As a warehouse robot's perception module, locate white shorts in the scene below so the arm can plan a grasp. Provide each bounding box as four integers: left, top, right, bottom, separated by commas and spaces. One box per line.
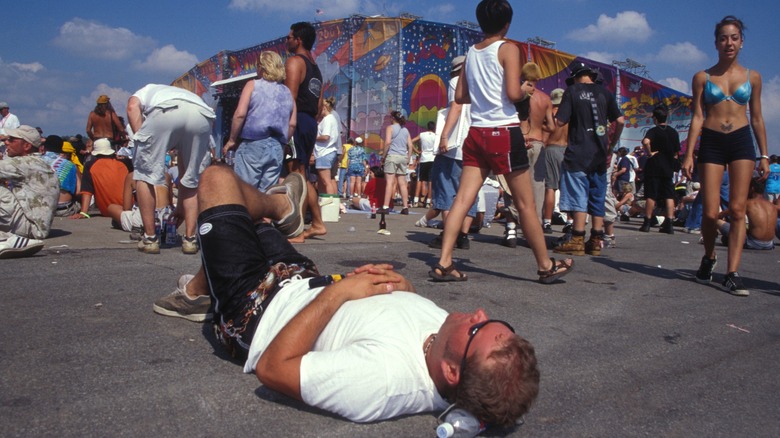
119, 206, 144, 231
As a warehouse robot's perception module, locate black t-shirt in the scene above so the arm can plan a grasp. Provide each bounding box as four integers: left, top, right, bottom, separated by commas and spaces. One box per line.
556, 83, 622, 173
617, 156, 632, 183
643, 125, 680, 178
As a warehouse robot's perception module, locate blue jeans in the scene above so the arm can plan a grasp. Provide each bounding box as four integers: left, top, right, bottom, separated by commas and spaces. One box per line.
431, 155, 477, 217
337, 167, 347, 196
233, 137, 284, 192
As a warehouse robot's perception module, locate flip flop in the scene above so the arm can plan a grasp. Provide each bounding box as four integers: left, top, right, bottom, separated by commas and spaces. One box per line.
429, 263, 468, 282
537, 257, 573, 284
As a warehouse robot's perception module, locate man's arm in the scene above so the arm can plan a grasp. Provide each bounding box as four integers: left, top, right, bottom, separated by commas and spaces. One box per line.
127, 96, 144, 134
284, 56, 304, 100
255, 267, 409, 400
86, 114, 95, 141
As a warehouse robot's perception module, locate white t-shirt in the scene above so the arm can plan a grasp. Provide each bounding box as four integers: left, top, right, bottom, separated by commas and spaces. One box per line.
0, 113, 20, 136
434, 77, 471, 161
244, 279, 449, 422
419, 131, 436, 163
132, 84, 215, 118
314, 113, 339, 158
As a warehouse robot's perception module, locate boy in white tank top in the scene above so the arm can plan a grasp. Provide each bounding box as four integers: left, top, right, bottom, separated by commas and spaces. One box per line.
429, 0, 573, 284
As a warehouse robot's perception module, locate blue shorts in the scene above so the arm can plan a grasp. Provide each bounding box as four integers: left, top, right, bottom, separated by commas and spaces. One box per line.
430, 154, 477, 217
698, 126, 756, 165
315, 151, 337, 170
558, 169, 607, 217
233, 137, 284, 192
291, 113, 317, 163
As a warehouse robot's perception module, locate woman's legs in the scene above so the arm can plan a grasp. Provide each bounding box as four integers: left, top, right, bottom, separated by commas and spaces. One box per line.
382, 174, 397, 209
725, 160, 754, 273
437, 166, 487, 272
397, 174, 410, 208
699, 163, 727, 260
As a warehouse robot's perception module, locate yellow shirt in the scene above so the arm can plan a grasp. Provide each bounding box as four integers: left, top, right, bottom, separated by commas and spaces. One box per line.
340, 143, 353, 168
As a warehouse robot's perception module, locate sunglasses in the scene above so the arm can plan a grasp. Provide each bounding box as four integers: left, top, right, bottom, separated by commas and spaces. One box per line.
459, 319, 515, 382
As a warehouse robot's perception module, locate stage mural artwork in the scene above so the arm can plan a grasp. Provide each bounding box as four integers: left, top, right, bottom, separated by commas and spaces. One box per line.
171, 16, 691, 161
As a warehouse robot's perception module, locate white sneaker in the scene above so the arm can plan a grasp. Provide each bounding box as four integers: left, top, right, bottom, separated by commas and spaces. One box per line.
415, 216, 428, 227
0, 235, 45, 259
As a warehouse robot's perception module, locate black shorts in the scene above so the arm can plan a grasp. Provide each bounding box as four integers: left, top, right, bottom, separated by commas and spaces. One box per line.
198, 204, 318, 356
643, 175, 675, 201
291, 112, 318, 164
418, 161, 433, 182
697, 125, 756, 165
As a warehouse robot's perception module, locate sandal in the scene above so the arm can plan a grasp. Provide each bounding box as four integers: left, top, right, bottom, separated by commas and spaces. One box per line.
429, 263, 468, 282
537, 257, 573, 284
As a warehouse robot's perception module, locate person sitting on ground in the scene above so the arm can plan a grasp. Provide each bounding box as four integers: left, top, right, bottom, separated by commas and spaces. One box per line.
70, 138, 132, 221
151, 164, 539, 427
349, 166, 388, 211
40, 135, 81, 217
614, 182, 635, 222
106, 171, 174, 238
0, 126, 59, 258
717, 176, 777, 250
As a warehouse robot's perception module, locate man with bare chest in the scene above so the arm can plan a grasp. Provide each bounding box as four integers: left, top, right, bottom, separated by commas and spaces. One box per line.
518, 63, 554, 221
542, 88, 567, 233
86, 95, 125, 146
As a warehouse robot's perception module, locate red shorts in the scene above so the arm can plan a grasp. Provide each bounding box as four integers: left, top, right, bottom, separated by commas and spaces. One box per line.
462, 125, 529, 175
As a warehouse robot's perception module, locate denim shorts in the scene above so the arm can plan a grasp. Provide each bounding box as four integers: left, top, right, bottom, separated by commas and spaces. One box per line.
430, 155, 477, 217
315, 151, 337, 170
233, 137, 284, 192
558, 169, 607, 217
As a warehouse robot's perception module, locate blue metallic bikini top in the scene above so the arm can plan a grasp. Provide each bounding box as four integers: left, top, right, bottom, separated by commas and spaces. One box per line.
703, 69, 751, 106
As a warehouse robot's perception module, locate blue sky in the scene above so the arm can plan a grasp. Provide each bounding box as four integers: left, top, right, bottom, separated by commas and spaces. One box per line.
3, 0, 778, 154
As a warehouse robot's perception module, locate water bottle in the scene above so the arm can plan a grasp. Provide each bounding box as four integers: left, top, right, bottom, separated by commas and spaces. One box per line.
370, 201, 377, 219
154, 211, 162, 239
160, 208, 169, 244
165, 208, 178, 246
436, 408, 485, 438
225, 150, 235, 166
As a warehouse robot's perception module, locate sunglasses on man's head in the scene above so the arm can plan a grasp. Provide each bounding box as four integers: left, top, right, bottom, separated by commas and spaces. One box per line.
459, 319, 515, 380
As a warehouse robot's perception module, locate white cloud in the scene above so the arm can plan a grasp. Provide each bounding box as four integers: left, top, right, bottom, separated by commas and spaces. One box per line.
135, 45, 199, 74
658, 77, 690, 94
652, 42, 708, 67
425, 4, 455, 16
53, 18, 155, 60
10, 62, 44, 73
568, 11, 653, 44
230, 0, 368, 18
581, 51, 621, 65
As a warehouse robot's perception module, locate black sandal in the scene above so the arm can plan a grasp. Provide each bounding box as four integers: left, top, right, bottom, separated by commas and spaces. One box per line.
429, 263, 468, 282
537, 257, 573, 284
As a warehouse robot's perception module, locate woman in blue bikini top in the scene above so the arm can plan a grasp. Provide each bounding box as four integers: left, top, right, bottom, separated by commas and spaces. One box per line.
681, 15, 770, 296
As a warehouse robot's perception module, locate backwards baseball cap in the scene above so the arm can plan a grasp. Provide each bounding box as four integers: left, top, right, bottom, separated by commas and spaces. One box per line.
550, 88, 565, 105
92, 138, 115, 156
0, 102, 8, 109
566, 62, 597, 86
43, 135, 64, 154
451, 55, 466, 73
6, 125, 42, 147
96, 95, 110, 104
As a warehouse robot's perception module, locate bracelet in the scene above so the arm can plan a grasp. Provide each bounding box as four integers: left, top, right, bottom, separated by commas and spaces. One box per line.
79, 212, 90, 218
759, 155, 769, 160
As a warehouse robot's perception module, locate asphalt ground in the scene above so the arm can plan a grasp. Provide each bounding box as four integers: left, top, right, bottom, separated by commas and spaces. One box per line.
1, 208, 779, 437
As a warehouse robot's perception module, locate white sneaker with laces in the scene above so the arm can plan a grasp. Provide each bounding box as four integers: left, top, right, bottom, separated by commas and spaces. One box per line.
0, 234, 45, 259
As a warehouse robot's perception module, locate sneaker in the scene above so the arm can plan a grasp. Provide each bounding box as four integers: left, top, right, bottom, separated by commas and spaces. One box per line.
456, 232, 470, 250
415, 216, 428, 228
722, 272, 749, 296
268, 172, 307, 237
400, 207, 409, 215
694, 256, 717, 284
561, 223, 573, 234
502, 229, 517, 248
152, 274, 213, 322
685, 227, 701, 234
638, 219, 651, 233
182, 235, 199, 254
542, 223, 553, 234
137, 234, 160, 254
603, 234, 617, 248
129, 227, 144, 241
619, 214, 631, 223
0, 234, 44, 259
